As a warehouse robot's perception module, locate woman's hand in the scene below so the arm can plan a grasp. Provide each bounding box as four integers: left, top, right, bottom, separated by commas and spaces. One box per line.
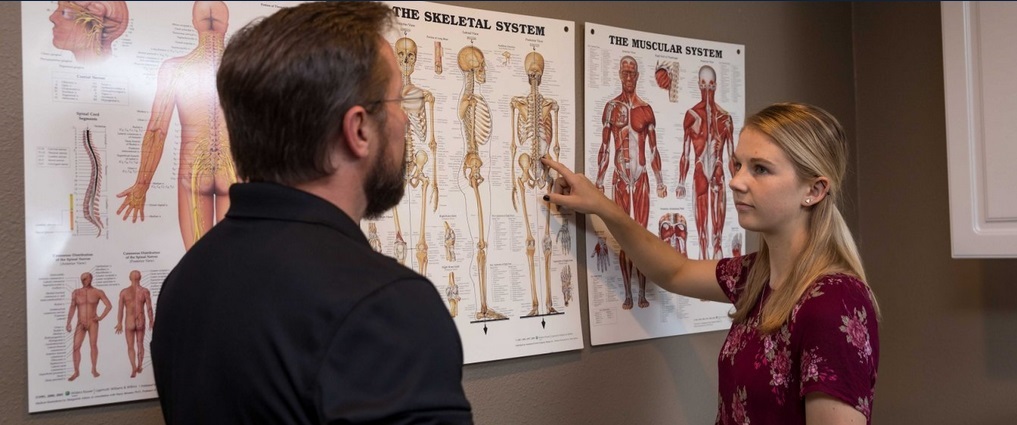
541, 157, 614, 216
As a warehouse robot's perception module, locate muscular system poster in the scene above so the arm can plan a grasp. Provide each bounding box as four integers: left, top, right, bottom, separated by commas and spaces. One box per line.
584, 23, 746, 346
373, 2, 582, 364
22, 1, 308, 412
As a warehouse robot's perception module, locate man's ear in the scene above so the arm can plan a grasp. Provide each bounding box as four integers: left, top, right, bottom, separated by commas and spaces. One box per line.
341, 105, 372, 159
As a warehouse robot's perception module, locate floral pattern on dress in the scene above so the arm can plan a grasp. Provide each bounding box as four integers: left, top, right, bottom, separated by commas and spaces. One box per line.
839, 305, 872, 361
715, 256, 879, 424
731, 387, 750, 425
720, 322, 751, 365
856, 396, 872, 418
800, 347, 837, 385
718, 256, 748, 297
755, 325, 793, 405
791, 276, 830, 321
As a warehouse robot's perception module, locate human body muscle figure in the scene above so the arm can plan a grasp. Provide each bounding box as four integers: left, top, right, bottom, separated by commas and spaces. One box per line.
115, 270, 154, 377
659, 212, 688, 255
510, 51, 560, 317
596, 56, 666, 310
457, 45, 503, 321
393, 37, 438, 274
678, 65, 735, 259
116, 1, 235, 251
66, 272, 112, 381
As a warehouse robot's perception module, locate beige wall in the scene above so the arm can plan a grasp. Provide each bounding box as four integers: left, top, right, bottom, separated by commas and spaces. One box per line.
2, 2, 1014, 424
853, 3, 1017, 424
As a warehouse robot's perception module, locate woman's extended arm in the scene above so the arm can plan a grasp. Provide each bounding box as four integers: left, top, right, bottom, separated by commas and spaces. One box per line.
542, 157, 727, 302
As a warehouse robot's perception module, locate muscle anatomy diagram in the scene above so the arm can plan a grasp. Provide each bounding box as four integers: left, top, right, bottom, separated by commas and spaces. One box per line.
510, 51, 561, 317
658, 212, 688, 255
678, 65, 735, 260
116, 1, 236, 251
597, 56, 666, 310
583, 23, 745, 346
394, 37, 438, 275
654, 60, 681, 103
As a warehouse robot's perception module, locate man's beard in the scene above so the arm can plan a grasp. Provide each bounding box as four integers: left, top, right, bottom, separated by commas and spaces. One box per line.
362, 136, 406, 220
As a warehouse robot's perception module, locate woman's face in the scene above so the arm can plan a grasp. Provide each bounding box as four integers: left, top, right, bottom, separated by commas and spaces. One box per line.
728, 128, 812, 236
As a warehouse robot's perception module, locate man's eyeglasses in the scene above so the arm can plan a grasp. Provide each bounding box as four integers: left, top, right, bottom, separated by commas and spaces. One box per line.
366, 94, 427, 106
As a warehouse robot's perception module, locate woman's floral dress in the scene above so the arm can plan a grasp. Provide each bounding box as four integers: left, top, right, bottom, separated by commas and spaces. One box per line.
715, 254, 879, 424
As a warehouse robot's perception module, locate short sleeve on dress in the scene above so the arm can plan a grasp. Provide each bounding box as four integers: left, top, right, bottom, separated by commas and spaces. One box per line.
716, 253, 756, 303
795, 275, 880, 419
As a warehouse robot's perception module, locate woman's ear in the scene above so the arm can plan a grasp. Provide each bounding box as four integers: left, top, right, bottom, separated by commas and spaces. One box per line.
804, 177, 830, 206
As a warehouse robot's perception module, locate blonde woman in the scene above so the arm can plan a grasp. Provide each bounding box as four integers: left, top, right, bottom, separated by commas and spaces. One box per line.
543, 102, 879, 424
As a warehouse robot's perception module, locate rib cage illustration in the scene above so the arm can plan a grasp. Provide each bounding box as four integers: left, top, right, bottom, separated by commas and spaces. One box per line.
82, 128, 103, 237
463, 91, 492, 147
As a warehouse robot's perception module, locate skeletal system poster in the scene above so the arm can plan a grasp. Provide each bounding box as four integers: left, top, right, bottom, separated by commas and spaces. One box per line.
22, 1, 309, 412
372, 2, 582, 364
584, 23, 745, 346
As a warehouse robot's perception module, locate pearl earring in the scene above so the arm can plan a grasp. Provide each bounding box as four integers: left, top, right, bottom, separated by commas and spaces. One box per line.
805, 198, 812, 204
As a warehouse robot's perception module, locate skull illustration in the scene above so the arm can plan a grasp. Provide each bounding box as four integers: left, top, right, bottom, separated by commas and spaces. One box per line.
395, 37, 417, 77
524, 51, 544, 86
458, 46, 486, 83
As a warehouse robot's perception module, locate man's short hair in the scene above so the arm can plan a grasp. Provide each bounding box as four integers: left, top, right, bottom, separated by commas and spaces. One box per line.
217, 1, 395, 185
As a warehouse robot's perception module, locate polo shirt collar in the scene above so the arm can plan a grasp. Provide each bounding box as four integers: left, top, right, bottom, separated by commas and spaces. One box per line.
225, 182, 369, 246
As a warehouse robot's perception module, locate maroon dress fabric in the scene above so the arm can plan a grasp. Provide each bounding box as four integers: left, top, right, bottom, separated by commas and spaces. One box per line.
714, 254, 879, 424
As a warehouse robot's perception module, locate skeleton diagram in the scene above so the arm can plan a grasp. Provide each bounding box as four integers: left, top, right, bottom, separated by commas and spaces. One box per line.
457, 45, 503, 321
596, 56, 666, 310
116, 1, 235, 251
560, 265, 573, 308
658, 212, 688, 255
731, 233, 743, 257
677, 65, 735, 260
434, 41, 443, 75
393, 37, 438, 275
446, 272, 461, 318
510, 51, 561, 317
444, 221, 456, 261
556, 215, 571, 255
367, 222, 382, 253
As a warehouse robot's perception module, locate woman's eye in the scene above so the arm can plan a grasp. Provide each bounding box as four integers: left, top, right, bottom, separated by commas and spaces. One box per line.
753, 165, 768, 174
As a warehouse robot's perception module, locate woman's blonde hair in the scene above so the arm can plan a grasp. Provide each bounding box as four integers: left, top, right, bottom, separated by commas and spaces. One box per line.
732, 102, 879, 333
